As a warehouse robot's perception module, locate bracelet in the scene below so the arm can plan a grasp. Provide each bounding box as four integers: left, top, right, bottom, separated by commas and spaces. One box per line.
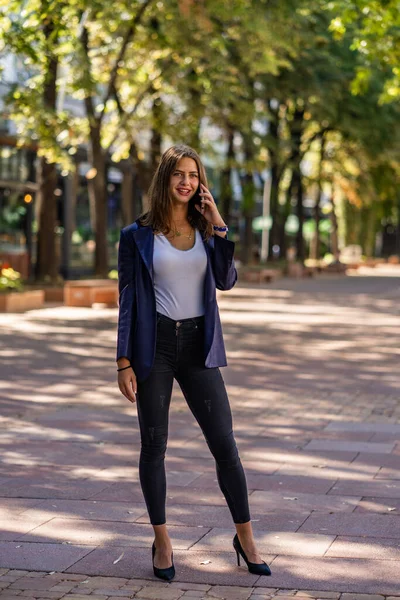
213, 225, 229, 232
117, 365, 132, 372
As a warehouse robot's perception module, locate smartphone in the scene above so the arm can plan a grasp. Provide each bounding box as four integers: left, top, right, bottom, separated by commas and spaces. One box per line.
191, 183, 202, 210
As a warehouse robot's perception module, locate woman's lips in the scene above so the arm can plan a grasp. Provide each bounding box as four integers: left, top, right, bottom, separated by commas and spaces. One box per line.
177, 188, 191, 196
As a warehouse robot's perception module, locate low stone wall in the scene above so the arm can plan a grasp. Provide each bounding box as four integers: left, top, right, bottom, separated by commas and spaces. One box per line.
0, 289, 44, 312
64, 279, 118, 307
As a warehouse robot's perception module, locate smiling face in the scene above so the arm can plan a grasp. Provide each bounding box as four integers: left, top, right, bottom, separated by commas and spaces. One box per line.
169, 157, 199, 205
144, 144, 213, 238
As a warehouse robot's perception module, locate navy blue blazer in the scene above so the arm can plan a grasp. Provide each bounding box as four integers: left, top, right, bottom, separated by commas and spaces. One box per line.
116, 219, 237, 381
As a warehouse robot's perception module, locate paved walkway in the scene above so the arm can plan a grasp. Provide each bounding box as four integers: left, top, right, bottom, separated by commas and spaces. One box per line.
0, 267, 400, 598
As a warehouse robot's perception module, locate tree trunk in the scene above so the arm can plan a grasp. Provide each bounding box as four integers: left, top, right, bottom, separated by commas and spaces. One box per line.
35, 21, 59, 282
121, 164, 134, 227
343, 198, 360, 246
87, 122, 108, 277
150, 95, 162, 175
290, 108, 305, 262
60, 165, 78, 280
278, 171, 293, 259
268, 164, 281, 257
128, 142, 151, 215
397, 193, 400, 256
70, 165, 78, 238
239, 134, 256, 264
35, 157, 59, 281
278, 217, 287, 260
310, 134, 326, 260
294, 169, 305, 261
364, 203, 377, 258
330, 185, 340, 261
220, 126, 235, 227
186, 68, 202, 149
241, 174, 255, 265
79, 1, 154, 276
267, 104, 281, 258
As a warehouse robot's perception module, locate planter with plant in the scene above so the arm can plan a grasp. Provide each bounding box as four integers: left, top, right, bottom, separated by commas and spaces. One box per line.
0, 263, 44, 312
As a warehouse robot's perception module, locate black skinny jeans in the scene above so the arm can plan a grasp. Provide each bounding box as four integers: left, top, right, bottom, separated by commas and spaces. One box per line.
136, 312, 251, 526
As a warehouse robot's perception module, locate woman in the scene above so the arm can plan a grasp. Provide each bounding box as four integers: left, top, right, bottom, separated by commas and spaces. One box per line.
116, 144, 271, 581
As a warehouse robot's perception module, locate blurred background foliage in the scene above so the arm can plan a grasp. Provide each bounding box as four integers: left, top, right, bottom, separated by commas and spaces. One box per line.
0, 0, 399, 279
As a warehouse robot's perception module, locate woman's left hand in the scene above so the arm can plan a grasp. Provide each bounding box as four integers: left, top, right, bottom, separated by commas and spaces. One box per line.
196, 183, 226, 228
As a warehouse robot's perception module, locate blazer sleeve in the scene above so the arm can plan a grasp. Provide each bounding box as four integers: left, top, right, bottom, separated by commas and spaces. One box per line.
210, 234, 238, 291
116, 228, 136, 362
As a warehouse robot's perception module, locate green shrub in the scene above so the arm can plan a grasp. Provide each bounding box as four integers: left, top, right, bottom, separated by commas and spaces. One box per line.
0, 265, 23, 292
108, 269, 118, 280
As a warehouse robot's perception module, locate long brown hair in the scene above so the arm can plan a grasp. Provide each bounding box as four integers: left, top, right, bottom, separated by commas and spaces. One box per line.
140, 144, 213, 239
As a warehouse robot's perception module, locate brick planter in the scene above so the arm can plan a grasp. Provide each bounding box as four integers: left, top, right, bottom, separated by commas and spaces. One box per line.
28, 285, 65, 303
0, 289, 45, 313
64, 280, 118, 307
43, 286, 65, 303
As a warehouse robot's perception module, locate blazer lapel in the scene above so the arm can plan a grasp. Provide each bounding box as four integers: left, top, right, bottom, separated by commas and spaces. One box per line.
132, 225, 154, 280
202, 236, 215, 305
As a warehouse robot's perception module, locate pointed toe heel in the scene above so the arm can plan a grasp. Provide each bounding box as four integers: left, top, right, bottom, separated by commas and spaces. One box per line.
152, 542, 175, 581
233, 534, 271, 576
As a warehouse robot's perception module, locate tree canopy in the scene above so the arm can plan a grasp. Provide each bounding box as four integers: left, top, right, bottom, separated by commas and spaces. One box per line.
0, 0, 399, 275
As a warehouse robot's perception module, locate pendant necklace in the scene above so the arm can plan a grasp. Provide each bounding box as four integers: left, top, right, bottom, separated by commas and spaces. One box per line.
173, 225, 193, 240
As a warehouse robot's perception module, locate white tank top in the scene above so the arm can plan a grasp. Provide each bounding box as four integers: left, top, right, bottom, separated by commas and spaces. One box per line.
153, 229, 207, 320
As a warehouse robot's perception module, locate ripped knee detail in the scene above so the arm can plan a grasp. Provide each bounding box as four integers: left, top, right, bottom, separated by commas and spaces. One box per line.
140, 424, 168, 459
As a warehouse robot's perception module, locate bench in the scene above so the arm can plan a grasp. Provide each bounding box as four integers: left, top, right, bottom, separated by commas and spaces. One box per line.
286, 263, 316, 278
259, 268, 283, 283
241, 268, 283, 284
64, 280, 118, 307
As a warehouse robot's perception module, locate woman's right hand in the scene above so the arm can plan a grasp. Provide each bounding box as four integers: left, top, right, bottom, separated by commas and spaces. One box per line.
118, 367, 137, 403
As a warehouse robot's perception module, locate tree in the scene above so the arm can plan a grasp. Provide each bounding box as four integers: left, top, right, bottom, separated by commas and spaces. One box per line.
329, 0, 400, 103
3, 0, 399, 274
256, 2, 400, 261
74, 0, 153, 276
0, 0, 74, 281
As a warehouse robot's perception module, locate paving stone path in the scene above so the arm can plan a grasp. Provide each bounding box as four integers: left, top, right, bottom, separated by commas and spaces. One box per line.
0, 267, 399, 598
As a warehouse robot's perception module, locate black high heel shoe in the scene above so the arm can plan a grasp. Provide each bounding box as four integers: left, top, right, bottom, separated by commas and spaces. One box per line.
233, 533, 272, 576
152, 542, 175, 581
